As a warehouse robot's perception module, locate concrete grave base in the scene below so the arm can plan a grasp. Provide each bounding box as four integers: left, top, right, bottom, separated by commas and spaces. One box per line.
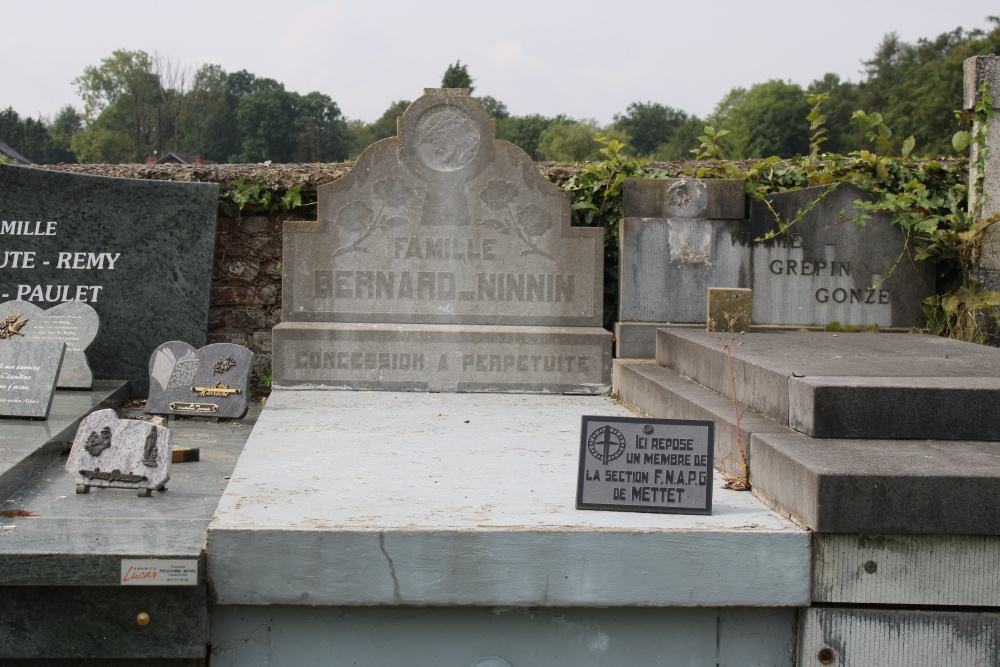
272, 321, 612, 393
210, 605, 797, 667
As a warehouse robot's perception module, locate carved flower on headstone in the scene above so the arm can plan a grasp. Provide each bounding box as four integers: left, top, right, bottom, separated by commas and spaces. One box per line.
479, 179, 518, 211
516, 204, 554, 237
372, 177, 417, 208
338, 201, 373, 232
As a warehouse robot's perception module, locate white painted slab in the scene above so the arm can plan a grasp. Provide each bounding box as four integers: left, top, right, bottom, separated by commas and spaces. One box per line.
813, 534, 1000, 606
208, 390, 809, 607
800, 607, 1000, 667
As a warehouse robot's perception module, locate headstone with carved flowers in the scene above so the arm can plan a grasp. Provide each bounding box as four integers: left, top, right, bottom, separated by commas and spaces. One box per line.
273, 88, 612, 393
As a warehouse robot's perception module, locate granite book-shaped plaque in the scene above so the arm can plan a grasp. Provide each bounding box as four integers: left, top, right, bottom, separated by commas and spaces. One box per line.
0, 339, 64, 419
144, 342, 255, 419
0, 300, 98, 388
67, 408, 171, 496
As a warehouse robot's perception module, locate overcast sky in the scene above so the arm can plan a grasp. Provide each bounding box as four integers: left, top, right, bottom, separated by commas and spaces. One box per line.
3, 1, 997, 125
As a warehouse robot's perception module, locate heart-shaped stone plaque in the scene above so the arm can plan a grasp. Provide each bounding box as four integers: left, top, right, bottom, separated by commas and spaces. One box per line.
0, 300, 98, 389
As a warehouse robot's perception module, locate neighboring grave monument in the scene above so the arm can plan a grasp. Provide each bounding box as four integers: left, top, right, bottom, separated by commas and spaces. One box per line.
273, 89, 611, 392
0, 165, 218, 396
0, 300, 98, 388
616, 178, 934, 357
144, 341, 255, 419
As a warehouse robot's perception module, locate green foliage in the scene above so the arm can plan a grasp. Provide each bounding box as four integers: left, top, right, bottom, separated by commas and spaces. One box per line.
707, 79, 812, 158
496, 114, 558, 160
475, 95, 509, 120
441, 60, 474, 92
610, 101, 691, 157
219, 177, 303, 217
536, 120, 627, 162
0, 106, 78, 164
564, 134, 650, 326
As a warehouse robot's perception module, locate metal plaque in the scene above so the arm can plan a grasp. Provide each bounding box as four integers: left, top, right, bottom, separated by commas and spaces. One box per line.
576, 416, 714, 515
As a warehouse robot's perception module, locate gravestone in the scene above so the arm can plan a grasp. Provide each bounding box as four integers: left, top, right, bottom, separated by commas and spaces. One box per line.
273, 89, 611, 392
616, 179, 934, 357
0, 300, 98, 388
0, 339, 64, 418
0, 165, 218, 396
144, 341, 255, 419
66, 408, 171, 496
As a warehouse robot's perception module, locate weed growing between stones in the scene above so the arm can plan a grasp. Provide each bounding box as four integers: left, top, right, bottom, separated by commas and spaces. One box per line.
707, 314, 749, 491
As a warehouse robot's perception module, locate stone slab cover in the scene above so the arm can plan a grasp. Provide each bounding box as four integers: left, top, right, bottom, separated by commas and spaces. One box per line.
66, 407, 171, 494
0, 165, 218, 396
0, 339, 64, 419
282, 89, 603, 327
0, 300, 98, 389
144, 341, 254, 419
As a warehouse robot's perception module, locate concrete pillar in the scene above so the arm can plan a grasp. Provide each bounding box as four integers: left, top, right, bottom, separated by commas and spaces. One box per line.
966, 55, 1000, 287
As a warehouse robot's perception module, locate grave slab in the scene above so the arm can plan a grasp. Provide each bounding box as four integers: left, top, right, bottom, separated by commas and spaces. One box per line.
655, 326, 1000, 439
207, 390, 809, 607
0, 164, 218, 396
0, 380, 128, 500
0, 403, 261, 662
0, 300, 99, 388
273, 322, 611, 393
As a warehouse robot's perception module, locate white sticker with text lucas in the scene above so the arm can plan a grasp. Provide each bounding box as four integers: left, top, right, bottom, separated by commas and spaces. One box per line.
120, 559, 198, 586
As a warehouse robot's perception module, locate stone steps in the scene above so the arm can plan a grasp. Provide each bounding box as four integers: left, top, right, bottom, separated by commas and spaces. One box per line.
654, 326, 1000, 440
615, 355, 1000, 534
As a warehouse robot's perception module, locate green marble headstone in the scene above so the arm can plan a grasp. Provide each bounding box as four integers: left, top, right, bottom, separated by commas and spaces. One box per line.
0, 165, 218, 396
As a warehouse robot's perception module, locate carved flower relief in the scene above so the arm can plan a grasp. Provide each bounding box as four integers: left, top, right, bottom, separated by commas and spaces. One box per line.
333, 177, 416, 256
372, 176, 418, 208
517, 204, 554, 237
338, 201, 373, 231
479, 179, 518, 211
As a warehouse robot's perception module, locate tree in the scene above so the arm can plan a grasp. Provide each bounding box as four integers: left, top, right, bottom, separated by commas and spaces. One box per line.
46, 106, 82, 163
651, 116, 706, 161
71, 50, 167, 162
496, 114, 556, 159
534, 119, 628, 162
857, 19, 1000, 155
441, 60, 474, 92
292, 91, 349, 162
807, 73, 863, 154
233, 78, 296, 162
611, 101, 689, 157
709, 80, 811, 158
476, 95, 509, 119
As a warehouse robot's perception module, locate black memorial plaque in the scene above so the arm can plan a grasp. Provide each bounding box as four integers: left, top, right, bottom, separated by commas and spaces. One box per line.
576, 416, 714, 514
